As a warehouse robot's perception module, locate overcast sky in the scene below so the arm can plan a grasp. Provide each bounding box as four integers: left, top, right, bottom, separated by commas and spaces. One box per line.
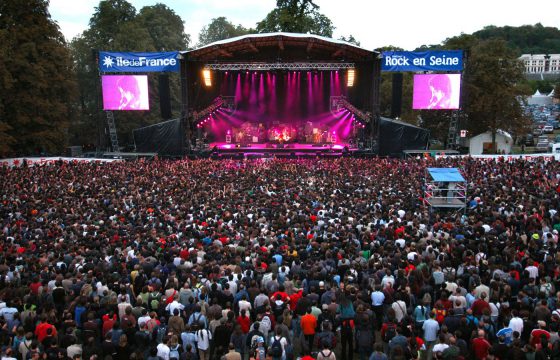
49, 0, 559, 50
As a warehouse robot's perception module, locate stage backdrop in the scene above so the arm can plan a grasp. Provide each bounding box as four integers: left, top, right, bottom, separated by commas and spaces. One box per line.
379, 117, 430, 156
133, 118, 182, 156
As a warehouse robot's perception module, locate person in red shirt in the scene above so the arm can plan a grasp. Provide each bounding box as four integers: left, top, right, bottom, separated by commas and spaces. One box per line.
471, 292, 491, 317
102, 312, 117, 338
530, 321, 551, 347
237, 309, 251, 334
29, 277, 42, 296
35, 315, 57, 343
471, 329, 491, 360
301, 309, 318, 354
270, 285, 290, 303
289, 289, 303, 311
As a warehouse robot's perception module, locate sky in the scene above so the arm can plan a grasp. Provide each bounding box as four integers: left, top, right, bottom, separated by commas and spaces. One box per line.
49, 0, 559, 50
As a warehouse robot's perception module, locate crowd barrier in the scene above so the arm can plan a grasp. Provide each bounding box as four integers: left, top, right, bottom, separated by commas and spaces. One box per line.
0, 157, 122, 167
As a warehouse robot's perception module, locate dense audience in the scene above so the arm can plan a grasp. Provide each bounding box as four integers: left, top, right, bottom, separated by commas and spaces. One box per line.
1, 156, 560, 360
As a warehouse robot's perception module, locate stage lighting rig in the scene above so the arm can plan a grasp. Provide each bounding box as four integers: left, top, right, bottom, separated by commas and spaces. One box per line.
202, 69, 212, 87
203, 62, 356, 71
330, 96, 371, 123
193, 97, 223, 123
347, 68, 355, 87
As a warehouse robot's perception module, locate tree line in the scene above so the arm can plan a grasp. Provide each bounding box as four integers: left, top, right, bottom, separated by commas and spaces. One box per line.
0, 0, 558, 156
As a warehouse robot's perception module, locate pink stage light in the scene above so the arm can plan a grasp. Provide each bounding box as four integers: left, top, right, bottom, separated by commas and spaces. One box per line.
221, 144, 233, 149
332, 144, 344, 150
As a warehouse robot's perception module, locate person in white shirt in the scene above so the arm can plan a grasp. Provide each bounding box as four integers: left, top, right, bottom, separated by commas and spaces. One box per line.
444, 281, 458, 294
474, 283, 490, 299
381, 270, 395, 289
157, 341, 170, 360
525, 263, 539, 279
238, 295, 252, 313
117, 296, 131, 320
432, 334, 449, 354
391, 299, 408, 323
138, 309, 151, 328
395, 238, 406, 248
508, 310, 524, 334
0, 304, 18, 322
196, 326, 212, 360
166, 297, 185, 316
270, 327, 289, 359
448, 289, 467, 309
227, 276, 238, 296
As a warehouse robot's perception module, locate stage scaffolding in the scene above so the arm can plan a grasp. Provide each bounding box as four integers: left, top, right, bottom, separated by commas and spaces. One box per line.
203, 62, 356, 71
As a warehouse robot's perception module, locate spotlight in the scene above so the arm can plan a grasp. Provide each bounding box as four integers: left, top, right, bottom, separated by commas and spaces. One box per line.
347, 68, 355, 87
202, 69, 212, 87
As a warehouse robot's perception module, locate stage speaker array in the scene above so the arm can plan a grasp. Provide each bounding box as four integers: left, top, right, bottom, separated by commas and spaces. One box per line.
391, 72, 403, 119
159, 74, 172, 120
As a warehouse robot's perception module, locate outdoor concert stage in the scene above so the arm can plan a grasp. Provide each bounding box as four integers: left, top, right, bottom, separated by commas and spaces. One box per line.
208, 142, 356, 157
134, 34, 390, 157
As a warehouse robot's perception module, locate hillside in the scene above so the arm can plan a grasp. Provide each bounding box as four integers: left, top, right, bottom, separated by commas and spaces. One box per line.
472, 23, 560, 54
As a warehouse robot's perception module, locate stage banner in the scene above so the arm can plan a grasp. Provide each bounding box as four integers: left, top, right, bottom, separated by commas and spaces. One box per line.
99, 51, 179, 73
381, 50, 463, 72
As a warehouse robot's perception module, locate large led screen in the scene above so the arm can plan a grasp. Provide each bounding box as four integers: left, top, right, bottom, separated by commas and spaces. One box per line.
412, 74, 461, 110
102, 75, 149, 111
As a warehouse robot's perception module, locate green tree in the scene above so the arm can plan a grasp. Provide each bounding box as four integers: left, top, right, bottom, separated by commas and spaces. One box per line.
339, 35, 360, 47
463, 39, 530, 152
69, 0, 190, 149
86, 0, 136, 46
0, 0, 77, 156
136, 4, 190, 51
375, 46, 407, 120
256, 0, 334, 37
0, 28, 15, 156
197, 17, 251, 47
473, 23, 560, 55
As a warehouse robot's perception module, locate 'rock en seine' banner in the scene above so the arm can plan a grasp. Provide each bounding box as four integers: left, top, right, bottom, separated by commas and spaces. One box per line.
381, 50, 463, 72
99, 51, 180, 73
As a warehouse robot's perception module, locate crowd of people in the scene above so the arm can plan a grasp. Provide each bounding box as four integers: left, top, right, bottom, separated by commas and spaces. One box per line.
1, 156, 560, 360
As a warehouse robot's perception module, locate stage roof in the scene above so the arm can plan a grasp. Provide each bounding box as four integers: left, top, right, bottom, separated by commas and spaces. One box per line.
427, 168, 466, 182
183, 32, 378, 62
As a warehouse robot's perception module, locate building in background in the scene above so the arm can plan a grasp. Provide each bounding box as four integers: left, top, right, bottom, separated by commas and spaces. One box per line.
468, 130, 513, 155
519, 54, 560, 80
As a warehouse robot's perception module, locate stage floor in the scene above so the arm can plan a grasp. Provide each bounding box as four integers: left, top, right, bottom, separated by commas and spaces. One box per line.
207, 142, 357, 157
211, 142, 355, 151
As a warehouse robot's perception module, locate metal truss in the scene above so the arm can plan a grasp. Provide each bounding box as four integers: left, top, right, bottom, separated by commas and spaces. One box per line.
330, 96, 371, 123
204, 62, 356, 71
193, 97, 223, 122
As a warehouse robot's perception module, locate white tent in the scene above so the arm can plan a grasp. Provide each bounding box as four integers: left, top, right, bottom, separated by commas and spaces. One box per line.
468, 130, 513, 155
528, 89, 553, 106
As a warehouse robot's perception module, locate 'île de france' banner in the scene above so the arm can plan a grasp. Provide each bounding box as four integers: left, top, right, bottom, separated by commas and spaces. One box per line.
381, 50, 463, 72
99, 51, 180, 72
